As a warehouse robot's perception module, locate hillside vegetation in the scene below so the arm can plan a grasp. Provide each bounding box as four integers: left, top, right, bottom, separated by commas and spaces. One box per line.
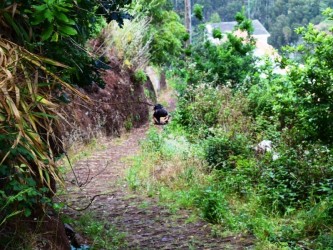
174, 0, 333, 49
127, 5, 333, 250
1, 0, 333, 249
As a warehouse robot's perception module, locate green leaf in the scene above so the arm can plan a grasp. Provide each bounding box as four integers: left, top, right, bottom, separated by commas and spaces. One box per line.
58, 25, 77, 36
31, 12, 46, 25
41, 25, 54, 41
44, 9, 54, 22
56, 12, 69, 23
32, 4, 48, 12
0, 210, 23, 226
54, 4, 71, 13
30, 112, 57, 119
3, 12, 21, 36
55, 12, 76, 25
37, 56, 70, 68
24, 208, 32, 217
3, 13, 29, 41
26, 178, 36, 187
0, 191, 6, 199
51, 32, 59, 42
66, 19, 76, 25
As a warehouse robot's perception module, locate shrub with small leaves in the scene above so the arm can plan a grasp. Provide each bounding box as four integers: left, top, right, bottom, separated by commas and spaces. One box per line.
195, 186, 235, 226
133, 69, 147, 84
193, 4, 204, 21
0, 164, 52, 224
258, 144, 333, 213
204, 135, 250, 171
212, 28, 222, 39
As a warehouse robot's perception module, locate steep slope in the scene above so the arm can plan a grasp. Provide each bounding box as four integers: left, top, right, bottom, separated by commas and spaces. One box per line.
56, 56, 153, 150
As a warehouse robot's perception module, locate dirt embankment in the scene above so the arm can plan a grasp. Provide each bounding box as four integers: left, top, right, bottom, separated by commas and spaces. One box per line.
56, 56, 155, 150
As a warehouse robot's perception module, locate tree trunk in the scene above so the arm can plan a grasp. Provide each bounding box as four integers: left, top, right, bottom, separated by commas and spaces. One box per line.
184, 0, 192, 46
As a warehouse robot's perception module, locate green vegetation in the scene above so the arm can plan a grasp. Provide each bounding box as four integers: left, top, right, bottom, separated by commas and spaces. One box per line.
127, 9, 333, 250
0, 0, 134, 247
0, 0, 130, 88
63, 213, 127, 250
133, 69, 148, 85
132, 0, 187, 66
0, 37, 88, 228
173, 0, 333, 49
101, 17, 151, 70
2, 0, 333, 249
193, 4, 204, 21
174, 9, 256, 90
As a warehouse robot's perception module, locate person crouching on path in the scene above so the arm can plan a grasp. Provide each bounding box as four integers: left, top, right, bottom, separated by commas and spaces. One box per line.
153, 104, 170, 125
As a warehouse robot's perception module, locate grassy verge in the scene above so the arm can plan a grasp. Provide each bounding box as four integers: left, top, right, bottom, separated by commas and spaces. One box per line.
126, 125, 333, 250
63, 212, 127, 250
126, 126, 208, 211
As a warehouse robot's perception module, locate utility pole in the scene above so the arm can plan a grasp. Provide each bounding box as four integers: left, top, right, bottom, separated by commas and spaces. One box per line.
185, 0, 191, 46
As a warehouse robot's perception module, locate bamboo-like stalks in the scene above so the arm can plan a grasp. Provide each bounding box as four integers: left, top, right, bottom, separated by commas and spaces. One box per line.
0, 38, 90, 190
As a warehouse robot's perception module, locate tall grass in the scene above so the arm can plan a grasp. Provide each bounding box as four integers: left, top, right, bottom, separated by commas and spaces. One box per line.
126, 127, 208, 209
96, 17, 151, 71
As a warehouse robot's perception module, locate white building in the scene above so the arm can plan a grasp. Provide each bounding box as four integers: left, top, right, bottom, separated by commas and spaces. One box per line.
206, 20, 277, 58
206, 19, 285, 74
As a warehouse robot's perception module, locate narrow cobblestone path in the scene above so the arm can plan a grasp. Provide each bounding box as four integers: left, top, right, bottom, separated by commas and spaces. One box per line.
61, 96, 254, 250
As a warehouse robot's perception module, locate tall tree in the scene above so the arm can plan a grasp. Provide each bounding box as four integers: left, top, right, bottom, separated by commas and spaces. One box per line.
185, 0, 192, 45
132, 0, 187, 65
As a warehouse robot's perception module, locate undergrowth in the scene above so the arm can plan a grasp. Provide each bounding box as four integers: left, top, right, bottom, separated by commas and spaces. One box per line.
127, 83, 333, 250
126, 126, 208, 211
63, 212, 127, 250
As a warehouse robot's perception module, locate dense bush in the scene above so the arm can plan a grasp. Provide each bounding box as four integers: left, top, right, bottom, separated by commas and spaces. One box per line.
0, 39, 90, 227
175, 84, 253, 140
170, 10, 256, 90
0, 165, 52, 222
247, 18, 333, 146
0, 0, 133, 229
167, 12, 333, 244
247, 72, 296, 130
186, 34, 256, 89
258, 144, 333, 213
284, 21, 333, 144
175, 84, 223, 136
1, 0, 132, 88
195, 186, 232, 224
204, 135, 251, 170
132, 0, 187, 66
